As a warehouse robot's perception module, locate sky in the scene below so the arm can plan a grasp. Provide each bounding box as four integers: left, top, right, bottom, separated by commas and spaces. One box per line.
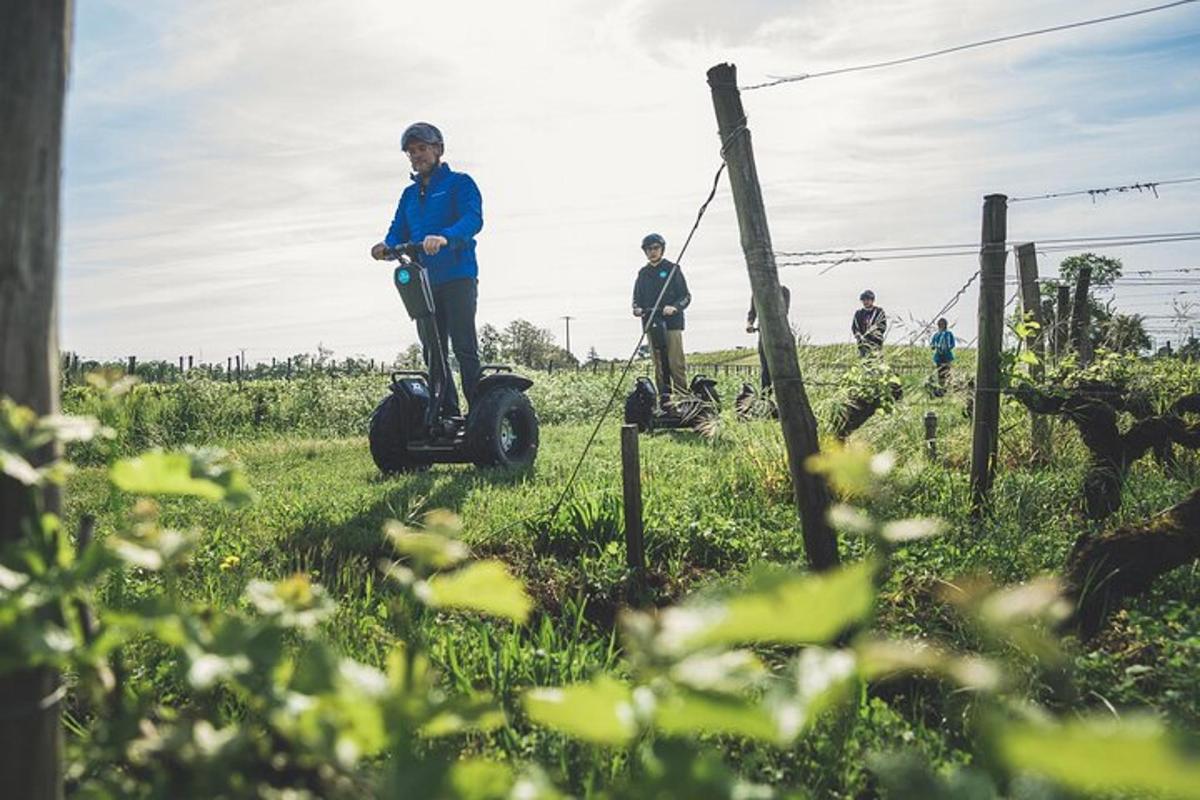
61, 0, 1200, 364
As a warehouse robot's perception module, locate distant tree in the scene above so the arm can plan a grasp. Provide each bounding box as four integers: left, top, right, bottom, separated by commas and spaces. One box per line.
1099, 313, 1151, 354
586, 346, 600, 364
396, 343, 423, 369
1059, 253, 1123, 289
501, 319, 557, 368
479, 323, 502, 362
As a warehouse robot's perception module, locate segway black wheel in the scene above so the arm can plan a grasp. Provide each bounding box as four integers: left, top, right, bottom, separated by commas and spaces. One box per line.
467, 387, 539, 468
369, 394, 432, 473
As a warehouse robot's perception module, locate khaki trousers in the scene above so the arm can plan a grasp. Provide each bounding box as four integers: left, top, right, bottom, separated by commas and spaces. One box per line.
652, 329, 687, 396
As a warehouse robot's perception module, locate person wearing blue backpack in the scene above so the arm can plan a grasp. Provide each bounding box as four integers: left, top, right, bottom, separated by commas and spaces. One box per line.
930, 317, 956, 393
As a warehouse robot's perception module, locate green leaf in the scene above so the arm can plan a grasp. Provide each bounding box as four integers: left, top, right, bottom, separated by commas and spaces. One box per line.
110, 449, 251, 504
654, 689, 781, 743
997, 716, 1200, 799
523, 677, 639, 745
0, 451, 40, 485
771, 647, 859, 739
444, 759, 516, 800
653, 560, 877, 655
425, 561, 532, 624
384, 521, 469, 571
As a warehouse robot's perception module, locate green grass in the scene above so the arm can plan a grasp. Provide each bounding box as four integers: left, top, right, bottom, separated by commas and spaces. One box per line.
59, 347, 1200, 795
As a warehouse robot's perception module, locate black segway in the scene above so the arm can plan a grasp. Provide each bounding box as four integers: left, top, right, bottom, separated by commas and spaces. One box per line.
369, 243, 539, 472
623, 311, 719, 433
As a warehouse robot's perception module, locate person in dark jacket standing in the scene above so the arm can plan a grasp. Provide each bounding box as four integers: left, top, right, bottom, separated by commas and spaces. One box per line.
632, 233, 691, 398
852, 289, 887, 357
371, 122, 483, 415
746, 284, 791, 388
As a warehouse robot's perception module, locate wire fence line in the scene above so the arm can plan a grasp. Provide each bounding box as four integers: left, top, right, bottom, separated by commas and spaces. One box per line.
738, 0, 1198, 89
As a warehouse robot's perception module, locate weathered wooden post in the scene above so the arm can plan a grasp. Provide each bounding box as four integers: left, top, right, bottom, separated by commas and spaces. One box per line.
127, 355, 136, 375
187, 355, 193, 372
620, 424, 646, 601
970, 194, 1008, 518
924, 411, 939, 460
708, 62, 838, 570
1016, 243, 1051, 463
1070, 266, 1093, 366
1054, 284, 1071, 361
0, 1, 71, 795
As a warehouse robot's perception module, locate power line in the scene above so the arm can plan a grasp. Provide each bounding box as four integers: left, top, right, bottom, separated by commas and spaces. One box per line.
1010, 176, 1200, 203
740, 0, 1199, 90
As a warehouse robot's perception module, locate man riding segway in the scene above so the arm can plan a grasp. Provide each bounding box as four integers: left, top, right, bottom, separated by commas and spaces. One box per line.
367, 122, 538, 471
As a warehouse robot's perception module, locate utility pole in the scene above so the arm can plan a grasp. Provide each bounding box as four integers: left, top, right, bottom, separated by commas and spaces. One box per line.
707, 62, 838, 571
0, 2, 72, 796
561, 315, 575, 358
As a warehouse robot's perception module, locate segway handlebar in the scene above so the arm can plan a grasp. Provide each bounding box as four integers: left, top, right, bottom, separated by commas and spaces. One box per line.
381, 242, 424, 261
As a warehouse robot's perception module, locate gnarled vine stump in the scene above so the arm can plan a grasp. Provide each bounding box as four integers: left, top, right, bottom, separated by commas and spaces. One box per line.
1066, 487, 1200, 638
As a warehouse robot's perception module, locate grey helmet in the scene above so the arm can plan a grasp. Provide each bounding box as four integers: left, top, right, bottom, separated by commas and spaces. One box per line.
641, 233, 666, 250
401, 122, 444, 150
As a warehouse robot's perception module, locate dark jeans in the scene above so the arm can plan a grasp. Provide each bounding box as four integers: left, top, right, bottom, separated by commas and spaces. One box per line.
419, 278, 480, 416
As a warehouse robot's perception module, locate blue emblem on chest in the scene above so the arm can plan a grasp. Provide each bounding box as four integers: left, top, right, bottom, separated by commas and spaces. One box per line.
398, 269, 412, 285
659, 270, 667, 278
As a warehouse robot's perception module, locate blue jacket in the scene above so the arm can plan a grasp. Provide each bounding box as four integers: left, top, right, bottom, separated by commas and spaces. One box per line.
384, 162, 483, 287
931, 330, 956, 363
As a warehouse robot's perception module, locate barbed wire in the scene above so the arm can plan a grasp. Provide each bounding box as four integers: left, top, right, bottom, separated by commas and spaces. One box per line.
740, 0, 1198, 90
1009, 176, 1200, 203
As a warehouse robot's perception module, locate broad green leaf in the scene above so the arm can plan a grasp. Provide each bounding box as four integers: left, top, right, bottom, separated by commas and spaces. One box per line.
523, 677, 638, 745
425, 561, 532, 624
879, 518, 946, 543
654, 689, 780, 743
655, 560, 877, 654
444, 759, 516, 800
857, 638, 1001, 691
111, 451, 223, 501
0, 451, 40, 485
245, 576, 335, 630
807, 442, 894, 498
771, 647, 859, 740
997, 716, 1200, 799
668, 650, 767, 694
384, 521, 469, 570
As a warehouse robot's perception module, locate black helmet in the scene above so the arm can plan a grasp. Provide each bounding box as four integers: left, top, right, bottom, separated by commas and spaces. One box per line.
860, 289, 876, 301
642, 233, 666, 250
401, 122, 444, 150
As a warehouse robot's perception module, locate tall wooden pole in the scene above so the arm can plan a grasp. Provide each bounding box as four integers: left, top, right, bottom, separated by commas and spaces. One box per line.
1015, 243, 1051, 464
0, 2, 72, 797
970, 195, 1008, 517
707, 63, 838, 570
1069, 266, 1093, 366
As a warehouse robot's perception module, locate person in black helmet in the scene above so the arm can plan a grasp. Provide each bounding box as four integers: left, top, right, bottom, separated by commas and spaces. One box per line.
632, 233, 691, 399
852, 289, 887, 357
371, 122, 483, 415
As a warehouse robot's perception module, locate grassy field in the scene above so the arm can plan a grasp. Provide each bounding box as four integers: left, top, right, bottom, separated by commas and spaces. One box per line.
57, 345, 1200, 795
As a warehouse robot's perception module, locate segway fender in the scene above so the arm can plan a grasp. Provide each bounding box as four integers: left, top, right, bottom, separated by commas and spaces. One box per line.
474, 372, 533, 398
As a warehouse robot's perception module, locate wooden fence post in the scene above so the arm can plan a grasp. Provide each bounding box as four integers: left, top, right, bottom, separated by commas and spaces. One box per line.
621, 424, 646, 602
127, 355, 136, 375
1054, 284, 1071, 362
0, 1, 71, 795
708, 62, 838, 570
1016, 242, 1051, 463
1069, 266, 1093, 366
924, 411, 938, 460
970, 194, 1008, 518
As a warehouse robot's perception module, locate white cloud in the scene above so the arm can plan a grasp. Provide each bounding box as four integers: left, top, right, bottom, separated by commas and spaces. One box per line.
62, 0, 1200, 363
